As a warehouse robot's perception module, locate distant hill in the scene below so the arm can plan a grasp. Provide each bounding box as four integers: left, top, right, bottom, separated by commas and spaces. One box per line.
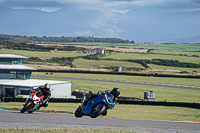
166, 35, 200, 43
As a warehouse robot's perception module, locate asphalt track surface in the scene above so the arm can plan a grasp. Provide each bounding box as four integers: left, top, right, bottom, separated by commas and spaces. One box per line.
0, 110, 200, 133
36, 76, 200, 91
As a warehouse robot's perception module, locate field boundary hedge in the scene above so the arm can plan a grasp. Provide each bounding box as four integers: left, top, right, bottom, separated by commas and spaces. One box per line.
1, 97, 200, 109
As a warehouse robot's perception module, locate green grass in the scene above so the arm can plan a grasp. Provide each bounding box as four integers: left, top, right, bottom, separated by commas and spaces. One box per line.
0, 128, 133, 133
34, 72, 200, 87
1, 102, 200, 122
108, 104, 200, 122
0, 49, 88, 58
148, 64, 200, 73
73, 59, 144, 69
59, 79, 200, 103
121, 43, 200, 51
34, 72, 200, 103
1, 48, 200, 75
154, 50, 200, 56
57, 43, 200, 51
73, 59, 200, 73
100, 53, 200, 64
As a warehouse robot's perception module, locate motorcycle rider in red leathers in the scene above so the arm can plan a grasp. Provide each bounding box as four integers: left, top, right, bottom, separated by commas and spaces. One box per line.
34, 83, 51, 110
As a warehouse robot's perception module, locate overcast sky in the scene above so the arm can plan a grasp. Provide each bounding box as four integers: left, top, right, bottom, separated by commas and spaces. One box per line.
1, 0, 200, 42
1, 0, 200, 13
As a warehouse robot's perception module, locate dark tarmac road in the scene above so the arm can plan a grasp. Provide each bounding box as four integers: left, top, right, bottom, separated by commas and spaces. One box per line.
0, 110, 200, 133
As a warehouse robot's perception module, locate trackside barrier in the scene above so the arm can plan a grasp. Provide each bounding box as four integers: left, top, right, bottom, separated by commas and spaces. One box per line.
117, 100, 200, 109
72, 91, 144, 101
2, 98, 200, 109
3, 98, 26, 102
49, 98, 81, 103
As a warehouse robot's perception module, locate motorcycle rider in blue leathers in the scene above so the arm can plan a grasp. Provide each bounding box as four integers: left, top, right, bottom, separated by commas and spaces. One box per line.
80, 88, 120, 111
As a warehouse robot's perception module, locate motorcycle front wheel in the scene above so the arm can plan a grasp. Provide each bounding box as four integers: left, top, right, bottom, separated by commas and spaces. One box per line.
75, 106, 83, 118
90, 104, 106, 118
20, 102, 32, 113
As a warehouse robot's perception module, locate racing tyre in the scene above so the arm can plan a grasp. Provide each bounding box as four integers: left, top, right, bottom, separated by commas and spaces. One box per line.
75, 107, 83, 118
90, 104, 106, 118
20, 102, 31, 113
20, 107, 26, 113
102, 110, 107, 116
28, 111, 33, 113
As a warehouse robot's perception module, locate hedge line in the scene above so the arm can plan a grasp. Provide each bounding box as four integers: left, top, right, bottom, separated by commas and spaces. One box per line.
1, 98, 200, 109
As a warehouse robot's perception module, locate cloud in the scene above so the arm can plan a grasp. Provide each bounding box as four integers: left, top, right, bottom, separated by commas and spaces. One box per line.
88, 10, 124, 38
110, 9, 131, 14
0, 0, 200, 13
104, 0, 200, 13
0, 0, 64, 12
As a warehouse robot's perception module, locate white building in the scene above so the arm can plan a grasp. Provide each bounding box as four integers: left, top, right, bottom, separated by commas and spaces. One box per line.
0, 54, 36, 79
0, 54, 73, 98
0, 79, 72, 98
84, 49, 105, 54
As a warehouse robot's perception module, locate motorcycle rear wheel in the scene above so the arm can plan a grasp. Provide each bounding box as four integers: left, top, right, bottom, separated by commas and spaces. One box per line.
90, 104, 106, 118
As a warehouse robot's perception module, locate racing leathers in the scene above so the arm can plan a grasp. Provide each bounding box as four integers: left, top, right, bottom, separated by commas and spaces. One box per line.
34, 86, 51, 109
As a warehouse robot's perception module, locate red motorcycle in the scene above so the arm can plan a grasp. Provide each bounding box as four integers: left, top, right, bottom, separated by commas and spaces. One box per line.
20, 91, 44, 113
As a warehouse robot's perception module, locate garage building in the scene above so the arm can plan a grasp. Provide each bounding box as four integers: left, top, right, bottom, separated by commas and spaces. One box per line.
0, 79, 73, 98
0, 54, 36, 79
0, 54, 73, 99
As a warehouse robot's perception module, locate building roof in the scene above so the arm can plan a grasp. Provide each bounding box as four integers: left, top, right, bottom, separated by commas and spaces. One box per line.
0, 65, 36, 71
0, 54, 29, 59
0, 79, 71, 88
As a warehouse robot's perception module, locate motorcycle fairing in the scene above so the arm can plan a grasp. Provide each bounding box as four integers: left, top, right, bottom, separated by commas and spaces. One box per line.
24, 91, 44, 112
81, 94, 115, 115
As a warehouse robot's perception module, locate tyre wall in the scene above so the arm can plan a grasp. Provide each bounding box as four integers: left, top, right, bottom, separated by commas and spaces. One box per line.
1, 97, 200, 109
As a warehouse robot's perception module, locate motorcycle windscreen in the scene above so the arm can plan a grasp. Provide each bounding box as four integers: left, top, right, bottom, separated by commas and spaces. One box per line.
106, 93, 114, 103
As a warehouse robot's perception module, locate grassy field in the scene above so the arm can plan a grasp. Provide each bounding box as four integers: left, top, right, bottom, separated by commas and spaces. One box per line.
100, 53, 200, 64
154, 50, 200, 56
1, 48, 200, 76
34, 72, 200, 87
48, 42, 200, 51
34, 72, 200, 103
120, 43, 200, 51
0, 128, 133, 133
0, 49, 88, 59
73, 59, 144, 69
73, 59, 200, 73
148, 64, 200, 73
1, 48, 199, 64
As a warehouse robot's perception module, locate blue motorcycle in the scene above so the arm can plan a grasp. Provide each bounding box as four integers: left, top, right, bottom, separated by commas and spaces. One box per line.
75, 93, 115, 118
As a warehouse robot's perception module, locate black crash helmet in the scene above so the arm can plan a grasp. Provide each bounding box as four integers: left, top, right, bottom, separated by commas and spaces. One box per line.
111, 88, 120, 98
44, 83, 50, 92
